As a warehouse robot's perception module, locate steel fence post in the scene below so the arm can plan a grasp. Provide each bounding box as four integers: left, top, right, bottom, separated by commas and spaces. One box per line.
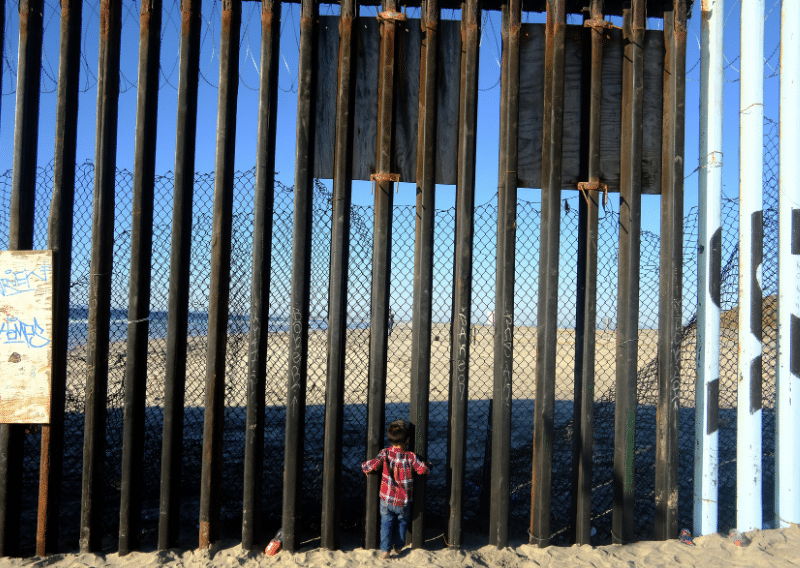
282, 0, 317, 553
695, 0, 723, 538
1, 0, 43, 556
655, 0, 686, 542
119, 0, 162, 554
408, 0, 438, 551
159, 0, 202, 550
79, 0, 121, 553
531, 0, 565, 549
448, 0, 480, 549
242, 0, 281, 550
491, 0, 520, 549
737, 0, 764, 535
320, 0, 355, 550
613, 0, 644, 545
199, 0, 241, 549
776, 0, 800, 531
571, 0, 603, 546
364, 0, 400, 549
38, 0, 82, 556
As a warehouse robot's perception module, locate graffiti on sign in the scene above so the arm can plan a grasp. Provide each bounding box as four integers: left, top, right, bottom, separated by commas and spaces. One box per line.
0, 250, 53, 424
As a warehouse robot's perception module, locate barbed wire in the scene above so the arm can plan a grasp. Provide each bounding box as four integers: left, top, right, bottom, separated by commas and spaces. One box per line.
7, 1, 786, 99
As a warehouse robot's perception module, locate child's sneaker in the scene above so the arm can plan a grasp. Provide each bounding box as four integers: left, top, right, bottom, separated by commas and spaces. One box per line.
381, 550, 391, 560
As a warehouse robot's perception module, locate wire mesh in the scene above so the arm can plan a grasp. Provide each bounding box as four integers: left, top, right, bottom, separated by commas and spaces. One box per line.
0, 0, 790, 556
0, 115, 784, 554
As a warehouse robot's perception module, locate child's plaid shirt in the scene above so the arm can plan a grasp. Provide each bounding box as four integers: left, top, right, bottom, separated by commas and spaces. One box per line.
362, 446, 429, 507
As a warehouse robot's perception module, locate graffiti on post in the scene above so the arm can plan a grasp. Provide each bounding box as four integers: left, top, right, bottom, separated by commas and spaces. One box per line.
0, 250, 53, 424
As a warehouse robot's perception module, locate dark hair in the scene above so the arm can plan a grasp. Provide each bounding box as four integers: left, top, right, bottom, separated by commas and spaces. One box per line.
387, 419, 409, 446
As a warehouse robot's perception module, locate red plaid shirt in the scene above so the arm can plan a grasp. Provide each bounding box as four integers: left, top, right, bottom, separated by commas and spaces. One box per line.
362, 446, 429, 506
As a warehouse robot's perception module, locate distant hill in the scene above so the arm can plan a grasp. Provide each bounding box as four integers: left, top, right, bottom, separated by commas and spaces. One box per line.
720, 294, 777, 330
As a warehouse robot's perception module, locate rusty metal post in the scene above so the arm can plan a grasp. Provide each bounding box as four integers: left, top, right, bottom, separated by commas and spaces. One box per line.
320, 0, 355, 551
242, 0, 281, 551
0, 0, 43, 557
655, 0, 686, 541
38, 0, 82, 556
158, 0, 202, 551
487, 4, 509, 539
409, 0, 438, 550
448, 0, 480, 549
571, 0, 603, 547
7, 0, 43, 253
613, 0, 644, 545
198, 0, 241, 549
364, 0, 400, 550
282, 0, 317, 553
119, 0, 162, 555
531, 0, 565, 549
80, 0, 122, 553
490, 0, 519, 549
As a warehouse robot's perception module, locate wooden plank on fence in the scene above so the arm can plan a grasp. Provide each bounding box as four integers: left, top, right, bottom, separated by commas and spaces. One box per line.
598, 28, 623, 192
436, 19, 461, 186
0, 250, 53, 425
642, 30, 664, 194
518, 25, 664, 194
314, 17, 338, 180
351, 17, 379, 181
518, 25, 545, 191
393, 20, 421, 184
315, 16, 460, 185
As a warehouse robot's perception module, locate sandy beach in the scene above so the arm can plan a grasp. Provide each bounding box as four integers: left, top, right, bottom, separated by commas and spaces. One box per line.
3, 526, 799, 568
41, 319, 768, 554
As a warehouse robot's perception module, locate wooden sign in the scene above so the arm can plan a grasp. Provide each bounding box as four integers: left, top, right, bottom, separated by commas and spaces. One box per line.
0, 250, 53, 424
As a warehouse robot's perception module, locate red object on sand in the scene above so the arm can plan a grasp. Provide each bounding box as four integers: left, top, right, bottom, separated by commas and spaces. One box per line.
265, 529, 283, 556
265, 539, 281, 556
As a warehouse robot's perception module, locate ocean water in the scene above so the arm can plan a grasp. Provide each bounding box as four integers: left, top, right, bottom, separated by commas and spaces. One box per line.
67, 307, 367, 349
67, 307, 209, 349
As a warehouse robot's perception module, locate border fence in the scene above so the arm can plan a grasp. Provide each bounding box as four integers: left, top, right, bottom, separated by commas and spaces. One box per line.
0, 116, 780, 552
2, 0, 798, 560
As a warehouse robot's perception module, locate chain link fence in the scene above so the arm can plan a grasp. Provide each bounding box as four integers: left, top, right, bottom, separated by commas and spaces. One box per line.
0, 117, 780, 553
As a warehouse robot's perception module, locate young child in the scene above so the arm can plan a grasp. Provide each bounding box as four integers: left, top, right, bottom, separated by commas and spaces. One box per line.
362, 419, 429, 560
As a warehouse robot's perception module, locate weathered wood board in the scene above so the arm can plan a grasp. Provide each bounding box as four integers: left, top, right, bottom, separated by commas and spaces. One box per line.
392, 17, 422, 184
0, 250, 53, 424
314, 16, 461, 185
434, 19, 462, 186
315, 19, 664, 193
518, 25, 664, 193
313, 16, 339, 180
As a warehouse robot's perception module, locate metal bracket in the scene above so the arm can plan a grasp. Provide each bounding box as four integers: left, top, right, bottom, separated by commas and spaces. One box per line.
577, 181, 609, 211
583, 18, 618, 31
377, 11, 407, 22
370, 173, 401, 194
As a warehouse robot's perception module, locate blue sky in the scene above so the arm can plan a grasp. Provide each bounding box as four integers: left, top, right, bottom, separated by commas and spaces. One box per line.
0, 0, 784, 273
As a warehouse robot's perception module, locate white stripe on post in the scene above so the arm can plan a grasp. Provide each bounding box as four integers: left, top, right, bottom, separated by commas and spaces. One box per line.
776, 0, 800, 530
695, 0, 723, 537
737, 0, 764, 534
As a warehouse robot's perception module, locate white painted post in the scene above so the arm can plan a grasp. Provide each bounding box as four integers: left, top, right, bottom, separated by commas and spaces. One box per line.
738, 0, 764, 534
776, 0, 800, 530
695, 0, 723, 537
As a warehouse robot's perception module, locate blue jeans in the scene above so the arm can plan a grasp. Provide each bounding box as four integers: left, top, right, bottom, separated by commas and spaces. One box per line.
380, 500, 411, 552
